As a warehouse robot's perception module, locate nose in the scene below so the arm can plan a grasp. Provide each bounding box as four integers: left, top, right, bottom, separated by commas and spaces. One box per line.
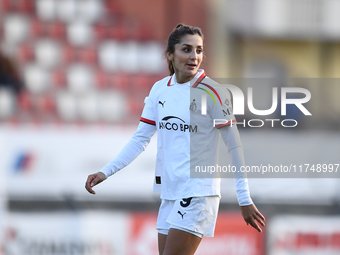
190, 50, 198, 60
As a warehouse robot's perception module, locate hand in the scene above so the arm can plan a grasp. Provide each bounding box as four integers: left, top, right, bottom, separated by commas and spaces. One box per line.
85, 172, 106, 194
240, 203, 265, 233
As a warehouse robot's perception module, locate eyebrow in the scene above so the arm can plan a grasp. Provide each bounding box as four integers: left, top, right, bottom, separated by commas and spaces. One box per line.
181, 44, 203, 48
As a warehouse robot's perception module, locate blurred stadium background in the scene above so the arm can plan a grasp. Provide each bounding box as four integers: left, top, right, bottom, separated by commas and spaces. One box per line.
0, 0, 340, 254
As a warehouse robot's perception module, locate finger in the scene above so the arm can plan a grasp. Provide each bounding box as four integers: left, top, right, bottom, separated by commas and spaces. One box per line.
256, 211, 266, 221
91, 176, 101, 187
85, 175, 96, 194
247, 218, 262, 233
86, 175, 95, 187
85, 183, 95, 194
249, 219, 262, 233
85, 182, 95, 194
253, 214, 265, 226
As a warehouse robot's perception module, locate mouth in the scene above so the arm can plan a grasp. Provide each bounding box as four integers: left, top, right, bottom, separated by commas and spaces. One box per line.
186, 64, 197, 69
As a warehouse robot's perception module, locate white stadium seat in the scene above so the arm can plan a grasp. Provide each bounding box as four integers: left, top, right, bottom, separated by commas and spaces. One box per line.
67, 22, 93, 46
98, 91, 127, 122
139, 42, 167, 74
36, 0, 57, 21
118, 41, 139, 73
78, 93, 99, 122
35, 39, 61, 69
24, 64, 51, 94
56, 91, 77, 121
98, 41, 120, 72
0, 89, 16, 119
56, 91, 127, 122
3, 15, 29, 45
78, 0, 104, 24
66, 64, 94, 94
56, 0, 78, 23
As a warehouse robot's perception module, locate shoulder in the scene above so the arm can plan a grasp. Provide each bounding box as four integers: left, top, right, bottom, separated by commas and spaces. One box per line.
196, 76, 232, 103
149, 76, 171, 95
145, 76, 171, 104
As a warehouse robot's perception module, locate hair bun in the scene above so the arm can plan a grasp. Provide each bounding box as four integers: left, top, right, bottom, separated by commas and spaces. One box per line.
175, 23, 184, 29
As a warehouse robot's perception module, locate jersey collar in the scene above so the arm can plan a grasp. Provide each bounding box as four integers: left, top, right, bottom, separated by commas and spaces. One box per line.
167, 69, 206, 87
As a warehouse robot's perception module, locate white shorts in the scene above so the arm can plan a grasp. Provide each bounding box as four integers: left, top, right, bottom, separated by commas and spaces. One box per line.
156, 196, 220, 238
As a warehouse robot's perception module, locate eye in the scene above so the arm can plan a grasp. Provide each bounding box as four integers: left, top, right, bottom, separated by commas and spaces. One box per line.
196, 49, 203, 54
183, 48, 191, 53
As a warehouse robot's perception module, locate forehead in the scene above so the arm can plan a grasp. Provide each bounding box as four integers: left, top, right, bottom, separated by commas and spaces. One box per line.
177, 34, 203, 47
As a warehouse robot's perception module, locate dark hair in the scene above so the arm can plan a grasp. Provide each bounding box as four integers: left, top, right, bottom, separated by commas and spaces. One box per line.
165, 24, 204, 75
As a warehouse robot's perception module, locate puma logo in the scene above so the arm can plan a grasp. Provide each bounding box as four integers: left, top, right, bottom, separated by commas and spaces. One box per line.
177, 210, 186, 219
159, 101, 166, 107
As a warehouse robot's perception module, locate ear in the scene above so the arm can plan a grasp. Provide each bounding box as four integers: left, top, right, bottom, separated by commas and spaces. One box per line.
167, 52, 173, 61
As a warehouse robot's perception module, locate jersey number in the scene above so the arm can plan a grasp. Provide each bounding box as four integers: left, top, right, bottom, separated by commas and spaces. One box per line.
180, 197, 193, 208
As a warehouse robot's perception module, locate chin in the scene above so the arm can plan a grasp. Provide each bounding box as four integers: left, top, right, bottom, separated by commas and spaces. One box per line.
185, 69, 198, 75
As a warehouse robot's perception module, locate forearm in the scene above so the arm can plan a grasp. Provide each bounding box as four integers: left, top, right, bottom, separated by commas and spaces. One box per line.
100, 122, 156, 178
219, 125, 253, 206
229, 146, 253, 206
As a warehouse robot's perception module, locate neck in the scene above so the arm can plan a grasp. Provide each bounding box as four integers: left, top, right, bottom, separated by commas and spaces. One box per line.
175, 73, 196, 84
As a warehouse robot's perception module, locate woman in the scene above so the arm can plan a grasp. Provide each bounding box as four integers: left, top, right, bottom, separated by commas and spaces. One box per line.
85, 24, 265, 255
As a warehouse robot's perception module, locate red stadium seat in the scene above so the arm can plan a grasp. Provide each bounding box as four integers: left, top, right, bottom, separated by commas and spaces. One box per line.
95, 70, 108, 89
46, 22, 66, 39
30, 18, 44, 39
77, 47, 97, 64
31, 19, 66, 39
0, 0, 11, 13
136, 23, 153, 41
16, 44, 34, 65
36, 94, 55, 114
94, 24, 108, 41
107, 25, 127, 41
127, 74, 150, 93
52, 69, 66, 88
128, 97, 144, 116
13, 0, 34, 13
61, 44, 76, 64
17, 91, 33, 111
108, 73, 128, 90
105, 0, 121, 16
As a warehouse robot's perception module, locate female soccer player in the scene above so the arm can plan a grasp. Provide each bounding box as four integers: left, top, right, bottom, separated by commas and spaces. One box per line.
85, 24, 265, 255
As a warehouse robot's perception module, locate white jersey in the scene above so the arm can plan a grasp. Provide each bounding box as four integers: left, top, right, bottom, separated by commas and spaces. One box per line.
100, 69, 252, 205
141, 70, 241, 200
